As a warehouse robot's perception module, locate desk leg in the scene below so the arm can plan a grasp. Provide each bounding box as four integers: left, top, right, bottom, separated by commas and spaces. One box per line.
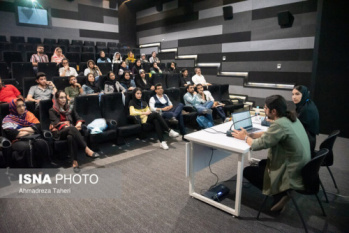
248, 150, 260, 163
234, 152, 245, 216
187, 142, 195, 195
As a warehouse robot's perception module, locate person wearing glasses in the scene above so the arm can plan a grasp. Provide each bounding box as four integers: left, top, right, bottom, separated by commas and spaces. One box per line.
232, 95, 311, 212
59, 58, 78, 77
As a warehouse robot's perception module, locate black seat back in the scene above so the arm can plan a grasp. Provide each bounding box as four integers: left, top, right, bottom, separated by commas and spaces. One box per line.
208, 85, 221, 101
43, 38, 56, 45
164, 88, 181, 107
101, 93, 128, 126
319, 130, 340, 166
0, 103, 9, 135
0, 35, 7, 42
142, 63, 151, 73
221, 84, 231, 101
96, 42, 106, 47
179, 87, 187, 105
27, 37, 41, 44
68, 45, 82, 53
39, 99, 53, 130
107, 42, 117, 48
166, 73, 180, 88
65, 52, 81, 64
97, 63, 112, 74
142, 90, 155, 104
74, 95, 102, 124
38, 63, 59, 80
53, 76, 70, 92
11, 62, 35, 84
72, 40, 83, 46
22, 77, 37, 97
3, 51, 23, 66
57, 39, 69, 47
152, 74, 167, 89
81, 53, 95, 62
84, 41, 94, 46
82, 46, 95, 53
301, 149, 329, 194
0, 62, 10, 79
2, 79, 19, 87
10, 36, 25, 44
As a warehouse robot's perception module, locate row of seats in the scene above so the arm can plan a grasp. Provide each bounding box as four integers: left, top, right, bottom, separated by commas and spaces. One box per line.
0, 35, 128, 48
0, 50, 144, 66
0, 62, 178, 81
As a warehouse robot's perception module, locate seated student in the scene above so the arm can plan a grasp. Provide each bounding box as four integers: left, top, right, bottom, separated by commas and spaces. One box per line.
149, 51, 160, 63
112, 52, 123, 64
192, 68, 212, 87
51, 47, 65, 64
49, 91, 100, 173
180, 68, 194, 87
196, 84, 228, 123
149, 83, 187, 141
59, 58, 78, 77
118, 61, 129, 76
129, 88, 179, 150
65, 75, 83, 103
233, 95, 311, 212
135, 69, 154, 91
168, 62, 178, 74
97, 51, 111, 63
120, 71, 136, 91
132, 59, 143, 78
84, 60, 102, 79
184, 84, 214, 126
104, 71, 126, 94
0, 77, 23, 103
292, 85, 319, 154
30, 44, 49, 73
140, 53, 148, 63
26, 72, 57, 114
2, 98, 50, 168
82, 73, 101, 95
125, 51, 136, 65
150, 62, 162, 75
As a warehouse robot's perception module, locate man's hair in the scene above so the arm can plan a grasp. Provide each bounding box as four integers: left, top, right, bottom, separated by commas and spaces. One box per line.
62, 58, 69, 63
186, 84, 194, 91
265, 95, 297, 122
181, 68, 188, 73
194, 67, 201, 73
196, 84, 203, 90
154, 83, 162, 90
37, 44, 44, 48
36, 72, 46, 80
69, 75, 76, 81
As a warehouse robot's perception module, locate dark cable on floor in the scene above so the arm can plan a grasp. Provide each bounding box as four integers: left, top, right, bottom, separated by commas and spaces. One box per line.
203, 128, 226, 134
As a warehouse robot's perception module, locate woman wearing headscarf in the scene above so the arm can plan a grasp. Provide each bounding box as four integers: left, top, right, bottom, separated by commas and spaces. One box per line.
82, 73, 101, 95
131, 59, 143, 78
51, 47, 65, 64
292, 85, 319, 154
125, 51, 136, 65
104, 71, 126, 94
2, 98, 49, 167
49, 90, 99, 172
97, 51, 111, 63
112, 52, 123, 64
129, 88, 179, 150
84, 60, 102, 78
150, 62, 162, 75
120, 71, 136, 91
168, 62, 178, 74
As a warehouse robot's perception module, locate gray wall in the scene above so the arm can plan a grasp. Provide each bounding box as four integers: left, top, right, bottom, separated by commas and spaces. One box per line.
0, 0, 119, 43
136, 0, 319, 104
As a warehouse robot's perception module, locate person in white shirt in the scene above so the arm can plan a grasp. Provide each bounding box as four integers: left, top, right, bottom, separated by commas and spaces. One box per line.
196, 84, 229, 123
59, 58, 78, 77
149, 51, 160, 63
192, 68, 212, 87
149, 83, 187, 140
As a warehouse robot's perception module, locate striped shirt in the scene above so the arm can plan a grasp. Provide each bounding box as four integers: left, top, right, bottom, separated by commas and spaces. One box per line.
30, 54, 49, 63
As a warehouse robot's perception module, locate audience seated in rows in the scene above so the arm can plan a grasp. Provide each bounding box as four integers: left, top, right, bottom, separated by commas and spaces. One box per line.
0, 77, 23, 103
180, 68, 194, 87
119, 71, 136, 91
184, 84, 214, 127
128, 88, 179, 150
51, 47, 65, 64
49, 90, 99, 173
97, 51, 111, 63
149, 83, 187, 141
149, 51, 160, 63
104, 71, 126, 94
59, 58, 78, 77
135, 69, 154, 91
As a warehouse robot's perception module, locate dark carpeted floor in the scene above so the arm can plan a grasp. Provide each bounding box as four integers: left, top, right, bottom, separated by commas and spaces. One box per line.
0, 133, 348, 233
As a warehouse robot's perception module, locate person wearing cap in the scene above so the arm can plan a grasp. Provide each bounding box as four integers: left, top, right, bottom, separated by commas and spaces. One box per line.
135, 69, 155, 91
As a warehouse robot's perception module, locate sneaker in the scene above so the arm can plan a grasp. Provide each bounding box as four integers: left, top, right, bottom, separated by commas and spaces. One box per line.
160, 141, 169, 150
169, 129, 179, 138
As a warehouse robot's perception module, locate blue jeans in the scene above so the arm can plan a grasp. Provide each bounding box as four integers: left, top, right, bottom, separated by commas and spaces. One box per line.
215, 106, 226, 121
162, 103, 186, 135
194, 101, 214, 123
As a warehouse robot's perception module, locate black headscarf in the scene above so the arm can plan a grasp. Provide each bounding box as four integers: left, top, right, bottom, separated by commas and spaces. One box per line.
120, 72, 131, 88
85, 76, 100, 93
129, 88, 147, 110
105, 72, 116, 86
295, 85, 320, 135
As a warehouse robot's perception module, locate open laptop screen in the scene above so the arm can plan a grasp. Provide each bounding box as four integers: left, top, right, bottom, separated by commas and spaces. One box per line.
232, 111, 252, 130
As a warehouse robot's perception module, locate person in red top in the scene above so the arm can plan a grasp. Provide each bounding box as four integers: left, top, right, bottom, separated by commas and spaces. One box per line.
0, 77, 23, 103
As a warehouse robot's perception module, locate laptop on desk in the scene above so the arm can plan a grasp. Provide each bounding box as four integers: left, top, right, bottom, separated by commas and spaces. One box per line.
232, 111, 261, 133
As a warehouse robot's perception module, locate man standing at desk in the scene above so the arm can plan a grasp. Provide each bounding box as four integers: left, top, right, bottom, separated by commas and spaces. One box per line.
232, 95, 310, 212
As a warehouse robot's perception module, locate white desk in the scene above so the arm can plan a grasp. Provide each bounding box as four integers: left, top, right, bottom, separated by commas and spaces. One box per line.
184, 120, 268, 217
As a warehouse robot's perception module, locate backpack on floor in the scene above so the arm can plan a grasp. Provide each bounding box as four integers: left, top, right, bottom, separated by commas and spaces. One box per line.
196, 116, 213, 129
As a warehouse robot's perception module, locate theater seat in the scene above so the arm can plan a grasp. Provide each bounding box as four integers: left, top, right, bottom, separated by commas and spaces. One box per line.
0, 62, 10, 79
27, 37, 41, 44
11, 62, 35, 85
10, 36, 25, 44
3, 51, 23, 67
220, 84, 244, 114
81, 53, 95, 62
107, 42, 117, 48
166, 73, 180, 88
22, 77, 37, 97
152, 74, 167, 89
96, 42, 106, 47
74, 95, 117, 147
43, 38, 56, 45
37, 63, 59, 80
65, 52, 81, 64
71, 40, 83, 46
101, 93, 141, 145
84, 41, 95, 46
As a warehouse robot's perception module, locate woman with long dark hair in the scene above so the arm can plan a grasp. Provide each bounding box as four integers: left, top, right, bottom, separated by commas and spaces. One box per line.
82, 73, 101, 95
292, 85, 319, 153
49, 90, 99, 172
129, 88, 179, 150
104, 71, 126, 94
